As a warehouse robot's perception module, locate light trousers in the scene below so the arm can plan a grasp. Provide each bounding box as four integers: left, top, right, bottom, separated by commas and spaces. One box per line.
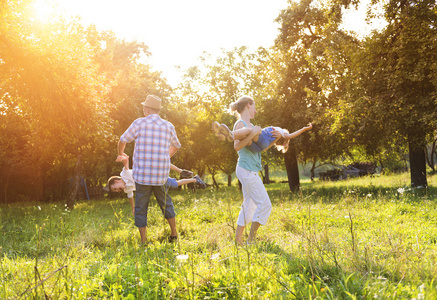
236, 166, 272, 226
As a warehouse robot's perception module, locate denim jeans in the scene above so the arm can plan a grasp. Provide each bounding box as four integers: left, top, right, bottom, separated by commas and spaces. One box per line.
134, 183, 176, 228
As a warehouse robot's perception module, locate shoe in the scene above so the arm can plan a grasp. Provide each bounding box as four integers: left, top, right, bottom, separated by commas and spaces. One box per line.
219, 124, 234, 142
194, 175, 206, 189
168, 236, 178, 243
212, 121, 226, 141
180, 169, 194, 178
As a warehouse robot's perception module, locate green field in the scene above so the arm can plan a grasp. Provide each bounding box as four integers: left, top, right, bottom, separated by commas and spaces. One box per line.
1, 172, 437, 299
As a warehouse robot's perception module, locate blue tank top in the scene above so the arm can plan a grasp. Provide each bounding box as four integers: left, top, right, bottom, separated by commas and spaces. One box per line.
233, 120, 262, 172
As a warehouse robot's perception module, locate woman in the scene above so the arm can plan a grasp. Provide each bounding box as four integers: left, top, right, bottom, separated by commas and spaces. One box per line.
230, 96, 279, 244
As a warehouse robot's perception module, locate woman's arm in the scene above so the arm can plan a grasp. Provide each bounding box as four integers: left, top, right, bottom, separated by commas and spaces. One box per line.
234, 125, 262, 152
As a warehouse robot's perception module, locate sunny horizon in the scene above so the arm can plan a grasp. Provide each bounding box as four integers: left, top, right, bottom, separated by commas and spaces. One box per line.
32, 0, 385, 87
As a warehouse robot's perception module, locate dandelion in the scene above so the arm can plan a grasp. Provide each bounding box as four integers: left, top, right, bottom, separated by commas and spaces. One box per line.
397, 188, 405, 194
138, 281, 143, 287
176, 254, 189, 261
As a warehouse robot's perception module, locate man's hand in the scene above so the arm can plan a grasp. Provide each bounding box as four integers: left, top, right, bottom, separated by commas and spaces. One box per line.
116, 153, 129, 163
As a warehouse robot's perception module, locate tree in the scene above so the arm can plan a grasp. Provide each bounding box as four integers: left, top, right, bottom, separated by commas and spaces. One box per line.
0, 1, 168, 204
272, 0, 355, 190
335, 0, 437, 187
175, 48, 263, 186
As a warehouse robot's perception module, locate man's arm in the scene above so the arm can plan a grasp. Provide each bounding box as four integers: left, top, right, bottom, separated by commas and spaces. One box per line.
169, 145, 179, 158
117, 141, 127, 162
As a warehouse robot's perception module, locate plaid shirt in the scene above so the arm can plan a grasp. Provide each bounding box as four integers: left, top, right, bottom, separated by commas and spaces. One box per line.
120, 114, 181, 186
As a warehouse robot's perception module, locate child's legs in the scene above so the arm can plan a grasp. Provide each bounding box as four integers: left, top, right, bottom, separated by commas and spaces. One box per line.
177, 178, 196, 186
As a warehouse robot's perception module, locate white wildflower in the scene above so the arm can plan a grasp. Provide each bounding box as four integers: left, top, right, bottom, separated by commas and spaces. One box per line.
397, 188, 405, 194
210, 253, 220, 260
176, 254, 189, 261
417, 293, 424, 300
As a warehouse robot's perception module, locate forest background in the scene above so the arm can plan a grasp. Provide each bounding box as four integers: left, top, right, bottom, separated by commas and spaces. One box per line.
1, 0, 436, 207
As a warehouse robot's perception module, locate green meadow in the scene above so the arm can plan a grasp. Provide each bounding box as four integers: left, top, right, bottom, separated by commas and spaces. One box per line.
1, 172, 437, 299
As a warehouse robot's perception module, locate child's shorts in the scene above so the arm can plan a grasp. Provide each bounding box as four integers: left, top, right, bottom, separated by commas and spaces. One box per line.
247, 127, 276, 152
164, 177, 178, 189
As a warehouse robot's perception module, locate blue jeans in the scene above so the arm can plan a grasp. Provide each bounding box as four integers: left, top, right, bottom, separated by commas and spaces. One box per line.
134, 183, 176, 228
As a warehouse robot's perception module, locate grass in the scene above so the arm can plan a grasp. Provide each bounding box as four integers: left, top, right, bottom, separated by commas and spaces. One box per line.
1, 172, 437, 299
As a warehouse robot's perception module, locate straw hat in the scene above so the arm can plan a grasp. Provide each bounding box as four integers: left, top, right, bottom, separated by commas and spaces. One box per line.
141, 95, 163, 109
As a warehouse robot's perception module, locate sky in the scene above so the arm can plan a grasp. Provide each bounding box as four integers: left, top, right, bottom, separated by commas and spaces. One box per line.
33, 0, 384, 87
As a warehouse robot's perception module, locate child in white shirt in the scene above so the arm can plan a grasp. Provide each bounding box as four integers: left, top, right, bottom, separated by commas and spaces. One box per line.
107, 155, 206, 215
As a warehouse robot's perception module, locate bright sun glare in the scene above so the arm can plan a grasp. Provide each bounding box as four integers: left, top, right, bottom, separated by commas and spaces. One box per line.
32, 0, 58, 21
28, 0, 384, 86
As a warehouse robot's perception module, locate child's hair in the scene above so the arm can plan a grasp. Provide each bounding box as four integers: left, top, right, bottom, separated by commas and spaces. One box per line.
229, 96, 254, 116
107, 176, 122, 191
274, 129, 290, 153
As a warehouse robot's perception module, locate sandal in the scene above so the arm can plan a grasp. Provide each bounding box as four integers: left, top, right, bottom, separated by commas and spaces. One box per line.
219, 124, 234, 142
212, 121, 226, 141
194, 175, 206, 189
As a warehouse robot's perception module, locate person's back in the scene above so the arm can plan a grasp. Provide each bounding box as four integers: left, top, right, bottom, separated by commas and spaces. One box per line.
117, 94, 181, 244
121, 114, 179, 186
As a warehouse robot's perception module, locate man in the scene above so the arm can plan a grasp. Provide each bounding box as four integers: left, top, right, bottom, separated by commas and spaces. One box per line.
117, 95, 181, 244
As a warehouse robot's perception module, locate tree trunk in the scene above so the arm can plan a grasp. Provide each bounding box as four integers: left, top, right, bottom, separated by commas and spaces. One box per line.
429, 139, 436, 172
284, 145, 300, 192
264, 163, 270, 184
211, 174, 219, 189
67, 154, 82, 208
425, 145, 434, 172
310, 160, 316, 181
227, 174, 232, 186
408, 136, 427, 188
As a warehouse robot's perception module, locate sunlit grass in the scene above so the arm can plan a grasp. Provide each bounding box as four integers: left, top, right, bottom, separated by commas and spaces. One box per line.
1, 172, 436, 298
